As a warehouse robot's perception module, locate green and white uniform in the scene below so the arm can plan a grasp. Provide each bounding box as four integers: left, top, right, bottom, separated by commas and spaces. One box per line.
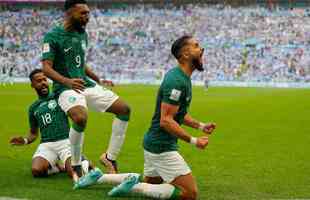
143, 67, 192, 183
42, 24, 118, 113
29, 93, 71, 166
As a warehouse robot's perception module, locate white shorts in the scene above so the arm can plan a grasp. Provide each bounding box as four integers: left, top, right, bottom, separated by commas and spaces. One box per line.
32, 139, 71, 166
143, 150, 191, 183
58, 84, 119, 113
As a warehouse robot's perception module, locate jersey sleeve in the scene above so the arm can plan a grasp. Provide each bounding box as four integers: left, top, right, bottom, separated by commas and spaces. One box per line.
41, 33, 57, 61
28, 106, 38, 129
162, 78, 184, 106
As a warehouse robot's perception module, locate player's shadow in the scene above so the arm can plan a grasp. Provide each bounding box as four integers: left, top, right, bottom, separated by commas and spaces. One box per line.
45, 173, 155, 199
72, 184, 154, 199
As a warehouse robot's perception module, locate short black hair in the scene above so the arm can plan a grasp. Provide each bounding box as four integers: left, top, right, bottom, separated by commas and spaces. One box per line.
64, 0, 87, 11
29, 69, 43, 82
171, 35, 192, 59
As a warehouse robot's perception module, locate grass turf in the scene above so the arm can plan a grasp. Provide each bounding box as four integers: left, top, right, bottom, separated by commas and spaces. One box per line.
0, 84, 309, 200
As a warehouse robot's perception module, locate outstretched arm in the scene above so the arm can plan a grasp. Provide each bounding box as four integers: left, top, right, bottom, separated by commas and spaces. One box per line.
10, 127, 39, 146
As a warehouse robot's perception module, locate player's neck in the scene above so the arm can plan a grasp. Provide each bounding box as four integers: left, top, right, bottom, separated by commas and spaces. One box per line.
64, 20, 78, 32
178, 62, 194, 77
38, 93, 49, 99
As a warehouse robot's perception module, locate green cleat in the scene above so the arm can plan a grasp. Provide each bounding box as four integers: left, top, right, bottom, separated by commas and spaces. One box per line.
108, 173, 140, 197
73, 167, 103, 190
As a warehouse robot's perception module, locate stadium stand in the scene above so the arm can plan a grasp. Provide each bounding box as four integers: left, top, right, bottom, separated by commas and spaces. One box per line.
1, 1, 310, 84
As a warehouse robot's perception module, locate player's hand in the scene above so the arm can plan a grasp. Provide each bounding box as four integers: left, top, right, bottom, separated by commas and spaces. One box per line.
201, 122, 216, 135
101, 79, 114, 87
10, 137, 26, 146
64, 78, 85, 93
196, 136, 209, 149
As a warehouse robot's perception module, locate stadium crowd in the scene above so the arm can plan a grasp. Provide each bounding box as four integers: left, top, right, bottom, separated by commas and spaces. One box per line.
1, 4, 310, 83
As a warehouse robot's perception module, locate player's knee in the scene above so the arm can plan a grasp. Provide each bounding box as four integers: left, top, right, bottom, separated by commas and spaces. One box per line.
183, 187, 198, 200
116, 105, 131, 121
68, 108, 88, 128
75, 116, 87, 128
120, 104, 131, 116
125, 104, 131, 115
191, 188, 198, 200
31, 167, 47, 178
72, 113, 87, 128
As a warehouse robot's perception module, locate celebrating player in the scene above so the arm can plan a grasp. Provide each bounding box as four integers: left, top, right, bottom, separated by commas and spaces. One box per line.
108, 36, 216, 200
41, 0, 131, 180
10, 69, 90, 180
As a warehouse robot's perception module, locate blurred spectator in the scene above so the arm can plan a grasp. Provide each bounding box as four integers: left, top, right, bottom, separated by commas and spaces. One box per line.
1, 4, 310, 83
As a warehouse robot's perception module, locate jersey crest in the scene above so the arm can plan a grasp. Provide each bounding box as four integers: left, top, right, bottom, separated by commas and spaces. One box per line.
68, 96, 77, 103
48, 100, 57, 110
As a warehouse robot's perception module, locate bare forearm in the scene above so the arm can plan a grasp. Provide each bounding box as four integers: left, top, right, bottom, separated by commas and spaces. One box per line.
28, 127, 39, 144
10, 128, 38, 145
25, 132, 38, 144
184, 114, 200, 129
23, 128, 38, 144
161, 119, 192, 143
42, 61, 68, 85
85, 66, 100, 84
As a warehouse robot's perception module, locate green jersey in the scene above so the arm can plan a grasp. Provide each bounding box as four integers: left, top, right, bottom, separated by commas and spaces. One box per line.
42, 24, 95, 94
28, 93, 69, 143
143, 67, 192, 154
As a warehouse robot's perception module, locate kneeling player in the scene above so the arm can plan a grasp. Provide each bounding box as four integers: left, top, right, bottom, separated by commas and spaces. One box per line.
10, 69, 89, 180
108, 36, 216, 200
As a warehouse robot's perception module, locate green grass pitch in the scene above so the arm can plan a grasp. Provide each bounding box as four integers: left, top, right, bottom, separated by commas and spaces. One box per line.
0, 84, 310, 200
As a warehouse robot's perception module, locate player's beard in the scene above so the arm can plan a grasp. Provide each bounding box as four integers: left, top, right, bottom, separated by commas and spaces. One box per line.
192, 49, 204, 72
37, 87, 49, 98
72, 18, 86, 33
192, 57, 204, 72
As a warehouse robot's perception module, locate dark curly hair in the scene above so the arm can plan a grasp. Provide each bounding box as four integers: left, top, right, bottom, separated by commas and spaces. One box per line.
171, 35, 192, 59
64, 0, 87, 11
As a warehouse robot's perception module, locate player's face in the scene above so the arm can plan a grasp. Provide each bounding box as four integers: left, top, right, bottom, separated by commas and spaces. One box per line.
71, 4, 90, 31
31, 72, 49, 97
183, 38, 204, 71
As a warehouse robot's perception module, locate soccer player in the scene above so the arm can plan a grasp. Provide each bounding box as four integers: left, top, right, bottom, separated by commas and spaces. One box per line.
108, 36, 216, 200
9, 69, 89, 180
41, 0, 131, 179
